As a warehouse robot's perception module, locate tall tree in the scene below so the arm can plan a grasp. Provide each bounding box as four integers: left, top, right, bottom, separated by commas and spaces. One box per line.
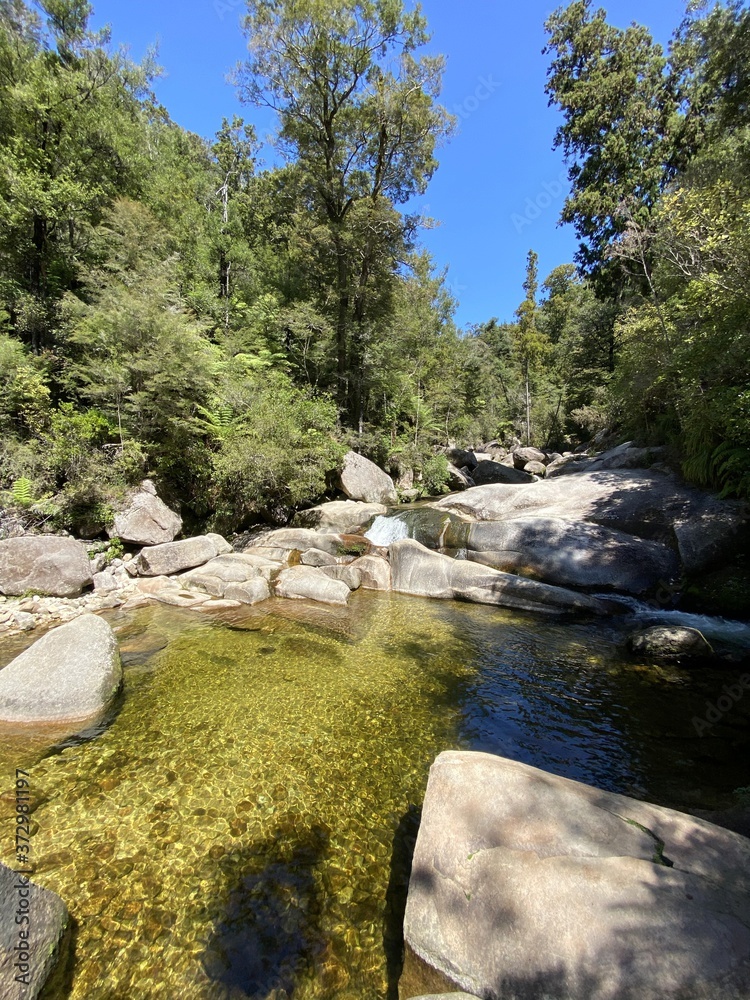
544, 1, 678, 279
514, 251, 549, 445
236, 0, 453, 420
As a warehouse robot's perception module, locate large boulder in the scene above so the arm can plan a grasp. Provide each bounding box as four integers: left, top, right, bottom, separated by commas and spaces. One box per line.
0, 861, 70, 999
401, 751, 750, 1000
471, 461, 534, 486
465, 517, 679, 594
181, 553, 277, 597
293, 500, 388, 534
352, 554, 392, 590
433, 470, 748, 572
446, 464, 475, 491
108, 480, 182, 545
512, 445, 546, 469
133, 535, 229, 577
249, 528, 372, 561
274, 565, 350, 605
338, 451, 398, 504
0, 614, 121, 724
0, 536, 92, 598
389, 539, 610, 615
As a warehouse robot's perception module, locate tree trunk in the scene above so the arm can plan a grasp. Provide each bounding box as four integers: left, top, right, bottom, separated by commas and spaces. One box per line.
525, 364, 531, 446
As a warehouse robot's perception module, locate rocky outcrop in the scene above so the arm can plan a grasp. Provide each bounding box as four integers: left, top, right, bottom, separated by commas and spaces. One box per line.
0, 536, 92, 598
470, 461, 535, 486
320, 564, 362, 590
133, 535, 231, 577
181, 553, 278, 599
0, 861, 70, 999
512, 446, 546, 468
629, 626, 715, 662
465, 517, 679, 594
0, 614, 121, 724
293, 500, 388, 534
432, 470, 747, 573
338, 450, 398, 504
108, 480, 182, 545
401, 751, 750, 1000
352, 554, 392, 590
274, 566, 350, 605
446, 464, 474, 491
247, 528, 372, 560
390, 539, 610, 615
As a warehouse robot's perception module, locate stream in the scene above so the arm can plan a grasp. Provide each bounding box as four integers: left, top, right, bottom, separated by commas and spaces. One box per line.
0, 590, 748, 999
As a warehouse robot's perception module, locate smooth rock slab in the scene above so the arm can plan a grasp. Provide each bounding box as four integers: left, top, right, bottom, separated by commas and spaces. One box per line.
274, 566, 350, 605
0, 862, 70, 999
133, 535, 226, 577
465, 517, 679, 594
293, 500, 388, 534
338, 450, 398, 504
352, 554, 392, 590
223, 579, 271, 605
0, 614, 121, 724
390, 540, 609, 615
0, 536, 92, 598
401, 751, 750, 1000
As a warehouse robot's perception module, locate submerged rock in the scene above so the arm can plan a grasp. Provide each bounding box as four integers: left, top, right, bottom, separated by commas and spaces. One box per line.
389, 539, 610, 615
0, 536, 92, 598
338, 450, 398, 504
402, 751, 750, 1000
628, 626, 716, 662
0, 614, 121, 725
0, 861, 70, 999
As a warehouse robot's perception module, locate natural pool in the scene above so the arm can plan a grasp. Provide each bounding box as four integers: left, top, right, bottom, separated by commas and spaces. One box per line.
1, 591, 749, 1000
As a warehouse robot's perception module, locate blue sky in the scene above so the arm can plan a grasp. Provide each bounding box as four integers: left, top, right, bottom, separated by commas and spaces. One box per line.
89, 0, 686, 329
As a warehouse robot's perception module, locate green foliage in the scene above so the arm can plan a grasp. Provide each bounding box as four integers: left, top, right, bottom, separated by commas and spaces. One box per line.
210, 372, 344, 530
11, 476, 33, 508
419, 454, 450, 497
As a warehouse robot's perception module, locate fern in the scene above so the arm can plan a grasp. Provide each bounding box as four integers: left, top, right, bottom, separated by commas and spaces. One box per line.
11, 477, 34, 508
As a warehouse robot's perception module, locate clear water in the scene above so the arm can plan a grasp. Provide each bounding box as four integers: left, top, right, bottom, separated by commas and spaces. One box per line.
0, 592, 748, 1000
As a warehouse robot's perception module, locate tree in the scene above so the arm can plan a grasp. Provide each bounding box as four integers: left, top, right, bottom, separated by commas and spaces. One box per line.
544, 1, 678, 279
514, 251, 550, 445
237, 0, 453, 419
0, 0, 154, 350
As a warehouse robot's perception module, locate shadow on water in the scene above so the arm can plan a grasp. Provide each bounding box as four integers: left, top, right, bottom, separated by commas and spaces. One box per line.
201, 822, 329, 999
383, 804, 422, 1000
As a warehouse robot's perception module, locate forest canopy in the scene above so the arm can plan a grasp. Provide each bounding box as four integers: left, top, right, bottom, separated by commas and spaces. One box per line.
0, 0, 748, 537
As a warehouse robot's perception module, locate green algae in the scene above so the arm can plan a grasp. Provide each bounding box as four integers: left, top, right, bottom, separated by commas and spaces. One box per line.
0, 592, 474, 1000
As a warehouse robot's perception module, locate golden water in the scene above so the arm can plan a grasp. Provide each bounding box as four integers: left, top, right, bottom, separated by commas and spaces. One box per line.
1, 593, 474, 1000
1, 590, 748, 999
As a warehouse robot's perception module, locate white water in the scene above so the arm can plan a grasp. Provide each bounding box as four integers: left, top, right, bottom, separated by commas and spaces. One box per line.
600, 595, 750, 647
364, 514, 409, 547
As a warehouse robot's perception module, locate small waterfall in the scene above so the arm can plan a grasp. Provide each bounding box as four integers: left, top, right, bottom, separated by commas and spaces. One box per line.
599, 595, 750, 648
365, 508, 471, 550
365, 514, 410, 547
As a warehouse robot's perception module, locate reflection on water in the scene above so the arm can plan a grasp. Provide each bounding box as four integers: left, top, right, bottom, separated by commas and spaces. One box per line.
0, 591, 747, 999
